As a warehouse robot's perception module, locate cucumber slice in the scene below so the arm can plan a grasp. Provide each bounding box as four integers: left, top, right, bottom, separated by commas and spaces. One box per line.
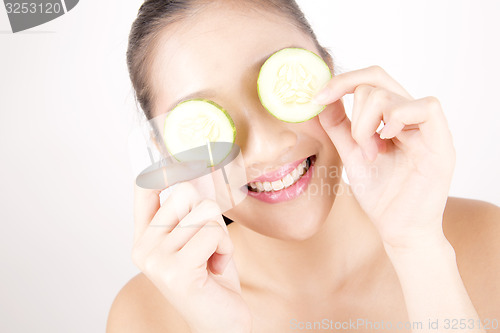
257, 48, 332, 123
163, 99, 236, 166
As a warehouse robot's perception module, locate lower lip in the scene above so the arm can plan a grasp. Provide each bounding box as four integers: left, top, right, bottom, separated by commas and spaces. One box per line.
245, 159, 314, 204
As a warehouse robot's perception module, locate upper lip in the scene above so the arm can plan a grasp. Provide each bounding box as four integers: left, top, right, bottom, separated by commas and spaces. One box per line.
246, 156, 309, 184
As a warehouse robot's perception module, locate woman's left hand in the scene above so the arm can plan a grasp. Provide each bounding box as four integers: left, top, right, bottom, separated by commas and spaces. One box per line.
315, 65, 455, 251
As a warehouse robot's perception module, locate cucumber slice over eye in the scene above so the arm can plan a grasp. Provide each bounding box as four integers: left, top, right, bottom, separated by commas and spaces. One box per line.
163, 99, 236, 166
257, 47, 332, 123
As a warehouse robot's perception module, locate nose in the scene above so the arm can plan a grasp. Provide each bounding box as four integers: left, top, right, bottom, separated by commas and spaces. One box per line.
236, 99, 298, 170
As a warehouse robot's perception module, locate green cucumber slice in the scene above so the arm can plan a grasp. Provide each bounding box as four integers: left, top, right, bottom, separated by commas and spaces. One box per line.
163, 99, 236, 166
257, 47, 332, 123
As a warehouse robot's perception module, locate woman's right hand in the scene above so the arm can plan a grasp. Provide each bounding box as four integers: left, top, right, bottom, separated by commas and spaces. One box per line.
132, 182, 252, 333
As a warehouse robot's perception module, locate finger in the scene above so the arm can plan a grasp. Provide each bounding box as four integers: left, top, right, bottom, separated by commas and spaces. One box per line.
133, 183, 161, 244
208, 248, 233, 276
352, 87, 407, 161
351, 84, 372, 127
134, 181, 202, 248
149, 182, 203, 229
164, 199, 224, 252
318, 101, 358, 164
132, 182, 205, 267
350, 85, 380, 160
177, 219, 234, 275
379, 96, 452, 152
390, 129, 424, 154
313, 65, 413, 105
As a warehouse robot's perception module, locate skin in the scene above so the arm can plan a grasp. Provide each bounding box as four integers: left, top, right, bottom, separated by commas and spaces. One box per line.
107, 3, 500, 333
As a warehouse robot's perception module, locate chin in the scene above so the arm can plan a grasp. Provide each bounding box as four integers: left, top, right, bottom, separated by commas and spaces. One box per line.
267, 211, 331, 241
227, 186, 336, 242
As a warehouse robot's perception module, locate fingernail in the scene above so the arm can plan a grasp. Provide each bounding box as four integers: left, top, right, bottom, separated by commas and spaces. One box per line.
379, 122, 402, 140
379, 126, 390, 139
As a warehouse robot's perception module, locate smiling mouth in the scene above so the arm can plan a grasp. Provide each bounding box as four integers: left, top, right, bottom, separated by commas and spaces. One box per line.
246, 155, 316, 193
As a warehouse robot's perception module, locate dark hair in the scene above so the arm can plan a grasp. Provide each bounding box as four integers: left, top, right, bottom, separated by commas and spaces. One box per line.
127, 0, 333, 225
127, 0, 332, 120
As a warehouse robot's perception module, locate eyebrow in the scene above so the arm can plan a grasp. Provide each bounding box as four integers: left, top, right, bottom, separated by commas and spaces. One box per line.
253, 45, 303, 71
164, 89, 216, 114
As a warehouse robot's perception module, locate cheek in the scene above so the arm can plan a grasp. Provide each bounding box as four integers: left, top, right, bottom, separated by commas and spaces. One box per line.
309, 118, 335, 146
303, 115, 342, 168
295, 105, 338, 148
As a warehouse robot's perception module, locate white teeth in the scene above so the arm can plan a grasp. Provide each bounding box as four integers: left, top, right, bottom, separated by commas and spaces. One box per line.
297, 163, 305, 175
248, 157, 313, 193
283, 174, 294, 188
263, 182, 272, 192
271, 180, 284, 191
298, 159, 307, 174
256, 182, 264, 192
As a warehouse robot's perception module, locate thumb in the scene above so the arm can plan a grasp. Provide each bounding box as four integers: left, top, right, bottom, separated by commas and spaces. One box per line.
318, 100, 358, 164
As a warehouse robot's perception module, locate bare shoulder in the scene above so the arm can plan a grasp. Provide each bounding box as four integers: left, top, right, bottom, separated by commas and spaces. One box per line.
443, 197, 500, 318
106, 273, 190, 333
443, 197, 500, 250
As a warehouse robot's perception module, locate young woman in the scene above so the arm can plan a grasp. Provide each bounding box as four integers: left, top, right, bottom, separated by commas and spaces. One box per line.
107, 1, 500, 332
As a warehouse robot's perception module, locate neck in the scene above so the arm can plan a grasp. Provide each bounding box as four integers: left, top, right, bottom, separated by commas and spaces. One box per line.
229, 180, 385, 297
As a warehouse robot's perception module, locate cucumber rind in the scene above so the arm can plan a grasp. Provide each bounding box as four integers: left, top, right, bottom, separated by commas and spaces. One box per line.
257, 47, 332, 123
163, 99, 236, 166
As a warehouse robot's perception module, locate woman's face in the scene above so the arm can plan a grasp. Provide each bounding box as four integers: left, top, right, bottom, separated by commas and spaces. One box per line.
149, 3, 344, 240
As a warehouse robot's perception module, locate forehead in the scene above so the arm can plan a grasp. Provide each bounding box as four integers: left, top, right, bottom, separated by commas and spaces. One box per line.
149, 3, 318, 117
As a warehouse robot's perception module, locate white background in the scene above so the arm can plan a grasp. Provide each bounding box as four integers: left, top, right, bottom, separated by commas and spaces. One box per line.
0, 1, 498, 332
